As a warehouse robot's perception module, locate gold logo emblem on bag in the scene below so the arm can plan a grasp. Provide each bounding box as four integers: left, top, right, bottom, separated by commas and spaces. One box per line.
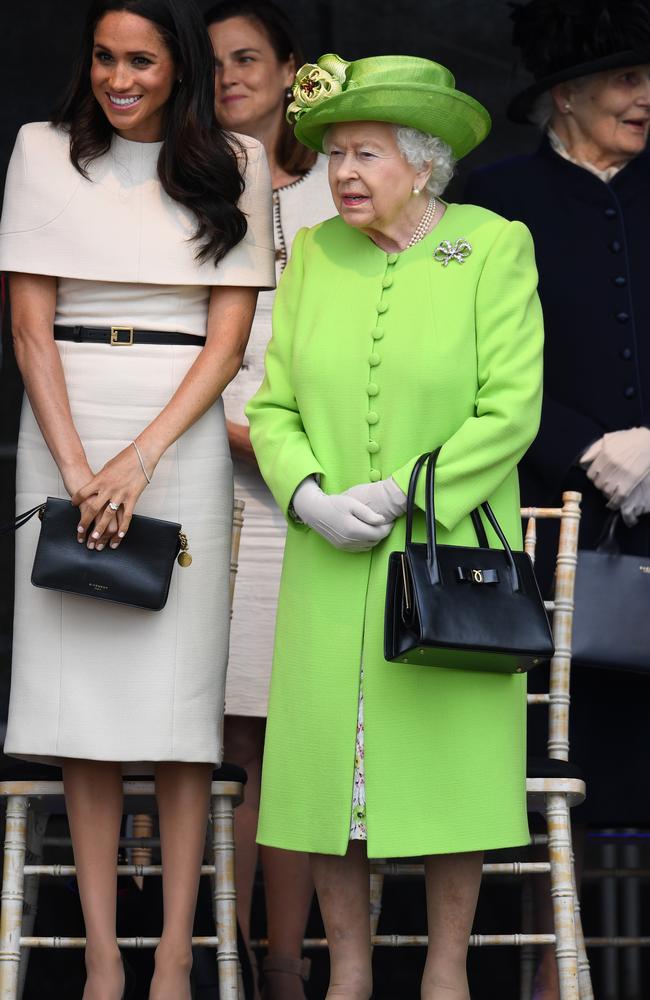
177, 532, 192, 567
472, 569, 484, 584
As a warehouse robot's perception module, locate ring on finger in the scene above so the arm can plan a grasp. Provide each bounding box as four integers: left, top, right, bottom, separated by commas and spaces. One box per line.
108, 501, 120, 512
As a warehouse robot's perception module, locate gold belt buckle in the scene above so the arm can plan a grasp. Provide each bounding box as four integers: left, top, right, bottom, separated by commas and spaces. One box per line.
110, 326, 134, 346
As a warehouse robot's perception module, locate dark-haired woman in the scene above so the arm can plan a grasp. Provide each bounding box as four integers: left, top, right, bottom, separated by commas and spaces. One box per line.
204, 4, 332, 997
0, 0, 274, 996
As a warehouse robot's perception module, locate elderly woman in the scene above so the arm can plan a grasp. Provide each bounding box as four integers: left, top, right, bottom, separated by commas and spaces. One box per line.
247, 54, 544, 999
466, 1, 650, 997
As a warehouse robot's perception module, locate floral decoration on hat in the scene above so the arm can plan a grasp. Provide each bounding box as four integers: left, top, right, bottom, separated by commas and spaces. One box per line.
287, 53, 351, 124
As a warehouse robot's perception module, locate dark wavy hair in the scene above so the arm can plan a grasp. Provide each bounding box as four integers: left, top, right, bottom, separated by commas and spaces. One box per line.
204, 0, 317, 176
51, 0, 247, 265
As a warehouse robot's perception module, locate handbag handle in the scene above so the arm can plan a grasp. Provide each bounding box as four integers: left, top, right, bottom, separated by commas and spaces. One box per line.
406, 450, 521, 592
0, 503, 45, 538
595, 512, 621, 554
404, 453, 488, 549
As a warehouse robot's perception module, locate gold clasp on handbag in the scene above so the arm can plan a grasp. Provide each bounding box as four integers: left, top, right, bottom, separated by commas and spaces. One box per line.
110, 326, 134, 346
457, 566, 498, 585
177, 532, 192, 567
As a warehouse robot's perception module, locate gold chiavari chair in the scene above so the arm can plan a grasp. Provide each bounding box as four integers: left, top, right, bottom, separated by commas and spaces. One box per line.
0, 498, 246, 1000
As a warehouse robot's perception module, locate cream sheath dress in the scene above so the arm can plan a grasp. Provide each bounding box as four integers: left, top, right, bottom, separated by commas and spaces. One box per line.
0, 122, 275, 768
222, 155, 333, 717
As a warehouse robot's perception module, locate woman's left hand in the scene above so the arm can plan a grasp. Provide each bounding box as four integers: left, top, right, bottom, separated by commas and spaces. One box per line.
343, 477, 407, 522
72, 442, 154, 548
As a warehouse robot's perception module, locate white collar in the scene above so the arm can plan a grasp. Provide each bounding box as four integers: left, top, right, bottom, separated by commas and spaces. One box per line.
548, 129, 624, 184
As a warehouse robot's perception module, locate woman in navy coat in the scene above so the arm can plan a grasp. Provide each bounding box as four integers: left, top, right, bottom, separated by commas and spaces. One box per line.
466, 2, 650, 995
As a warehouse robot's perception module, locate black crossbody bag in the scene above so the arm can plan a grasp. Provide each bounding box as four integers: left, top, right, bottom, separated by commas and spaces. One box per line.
384, 449, 554, 673
5, 497, 191, 611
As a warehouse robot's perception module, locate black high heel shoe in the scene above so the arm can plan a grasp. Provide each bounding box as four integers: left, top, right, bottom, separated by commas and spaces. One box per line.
121, 956, 136, 1000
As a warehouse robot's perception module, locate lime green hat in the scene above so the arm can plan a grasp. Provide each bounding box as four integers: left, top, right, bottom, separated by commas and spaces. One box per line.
288, 54, 491, 159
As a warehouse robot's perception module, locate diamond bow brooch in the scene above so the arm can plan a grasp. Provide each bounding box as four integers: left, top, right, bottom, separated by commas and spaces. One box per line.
433, 239, 473, 266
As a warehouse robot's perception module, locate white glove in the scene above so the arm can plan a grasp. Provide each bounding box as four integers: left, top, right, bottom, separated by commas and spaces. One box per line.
343, 477, 408, 521
581, 427, 650, 505
619, 471, 650, 527
291, 476, 393, 551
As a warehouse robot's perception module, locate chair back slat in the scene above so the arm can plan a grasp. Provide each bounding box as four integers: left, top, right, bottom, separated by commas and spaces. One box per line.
524, 516, 537, 563
547, 492, 581, 762
229, 497, 245, 611
521, 491, 581, 765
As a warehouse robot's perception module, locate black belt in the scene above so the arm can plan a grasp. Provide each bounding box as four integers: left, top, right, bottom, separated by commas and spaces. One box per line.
53, 325, 205, 347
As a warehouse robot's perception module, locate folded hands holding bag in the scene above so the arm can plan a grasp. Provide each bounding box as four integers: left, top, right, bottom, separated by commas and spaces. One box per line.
291, 476, 396, 551
343, 477, 408, 521
72, 438, 156, 548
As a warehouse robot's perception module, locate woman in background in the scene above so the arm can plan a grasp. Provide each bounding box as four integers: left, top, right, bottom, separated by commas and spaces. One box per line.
205, 3, 333, 997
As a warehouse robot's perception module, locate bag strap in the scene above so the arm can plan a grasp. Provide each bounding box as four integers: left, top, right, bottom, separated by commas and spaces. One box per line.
422, 450, 521, 592
405, 453, 429, 546
470, 509, 489, 549
405, 454, 489, 548
595, 512, 620, 554
0, 503, 46, 538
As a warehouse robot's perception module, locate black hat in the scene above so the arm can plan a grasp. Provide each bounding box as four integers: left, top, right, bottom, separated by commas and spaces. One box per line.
508, 0, 650, 123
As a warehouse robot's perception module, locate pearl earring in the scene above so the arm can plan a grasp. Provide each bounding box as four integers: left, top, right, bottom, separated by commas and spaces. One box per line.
412, 186, 420, 196
564, 102, 571, 111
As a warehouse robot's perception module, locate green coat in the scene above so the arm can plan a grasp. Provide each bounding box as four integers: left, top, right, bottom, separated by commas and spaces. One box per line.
247, 203, 544, 858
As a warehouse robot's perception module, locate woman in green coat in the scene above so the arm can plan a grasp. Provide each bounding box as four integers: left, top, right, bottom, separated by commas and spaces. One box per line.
247, 53, 544, 1000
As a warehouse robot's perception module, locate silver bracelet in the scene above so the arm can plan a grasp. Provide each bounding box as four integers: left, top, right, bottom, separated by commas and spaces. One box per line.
132, 440, 152, 485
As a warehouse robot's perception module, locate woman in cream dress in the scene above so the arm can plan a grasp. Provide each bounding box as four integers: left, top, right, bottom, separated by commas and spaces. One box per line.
206, 4, 332, 998
0, 2, 273, 998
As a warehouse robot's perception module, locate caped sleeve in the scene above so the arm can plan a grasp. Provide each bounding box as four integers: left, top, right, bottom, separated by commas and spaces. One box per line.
246, 227, 324, 519
0, 123, 276, 287
0, 123, 82, 272
391, 220, 544, 530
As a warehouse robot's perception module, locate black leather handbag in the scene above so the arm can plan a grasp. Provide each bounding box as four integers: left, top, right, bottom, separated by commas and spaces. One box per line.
8, 497, 191, 611
384, 450, 554, 673
572, 514, 650, 674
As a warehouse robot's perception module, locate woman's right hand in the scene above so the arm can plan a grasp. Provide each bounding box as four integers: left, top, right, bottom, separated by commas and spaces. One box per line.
62, 463, 117, 551
291, 477, 393, 551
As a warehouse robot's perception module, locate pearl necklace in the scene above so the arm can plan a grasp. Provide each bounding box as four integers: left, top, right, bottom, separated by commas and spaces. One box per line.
405, 197, 436, 249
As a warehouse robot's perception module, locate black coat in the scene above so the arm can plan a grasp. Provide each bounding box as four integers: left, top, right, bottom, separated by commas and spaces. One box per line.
466, 138, 650, 824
